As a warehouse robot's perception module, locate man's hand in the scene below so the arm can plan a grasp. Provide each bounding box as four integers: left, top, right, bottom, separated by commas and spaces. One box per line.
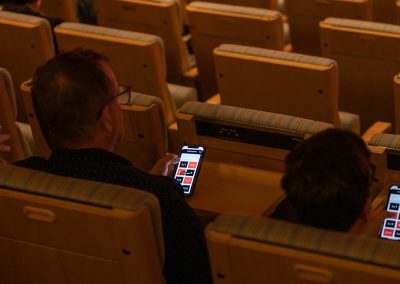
0, 130, 11, 164
149, 153, 180, 176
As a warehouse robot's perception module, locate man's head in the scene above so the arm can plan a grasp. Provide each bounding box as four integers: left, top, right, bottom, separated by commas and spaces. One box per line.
281, 129, 372, 232
31, 48, 124, 151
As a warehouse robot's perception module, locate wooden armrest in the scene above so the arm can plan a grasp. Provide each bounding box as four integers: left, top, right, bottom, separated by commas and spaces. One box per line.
205, 94, 221, 105
362, 121, 392, 143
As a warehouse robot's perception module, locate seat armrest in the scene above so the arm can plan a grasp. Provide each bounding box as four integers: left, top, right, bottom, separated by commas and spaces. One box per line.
362, 121, 392, 143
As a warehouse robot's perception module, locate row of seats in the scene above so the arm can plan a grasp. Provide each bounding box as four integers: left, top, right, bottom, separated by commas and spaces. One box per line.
2, 97, 400, 282
1, 9, 399, 136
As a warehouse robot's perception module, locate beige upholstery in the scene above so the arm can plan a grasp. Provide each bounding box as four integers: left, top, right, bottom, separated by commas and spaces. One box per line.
186, 1, 286, 100
40, 0, 79, 22
373, 0, 397, 24
0, 164, 165, 284
0, 10, 55, 122
93, 0, 194, 85
320, 17, 400, 133
0, 68, 27, 162
213, 44, 361, 133
206, 214, 400, 284
286, 0, 372, 55
21, 81, 168, 172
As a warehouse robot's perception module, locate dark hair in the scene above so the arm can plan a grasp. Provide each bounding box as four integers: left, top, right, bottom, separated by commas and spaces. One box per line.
31, 48, 114, 149
1, 0, 38, 4
281, 129, 372, 232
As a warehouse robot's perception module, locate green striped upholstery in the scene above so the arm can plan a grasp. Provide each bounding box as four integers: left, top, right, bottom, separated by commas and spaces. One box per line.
188, 2, 282, 18
211, 214, 400, 269
324, 17, 400, 35
56, 22, 167, 75
216, 44, 336, 67
0, 10, 55, 55
0, 164, 164, 263
369, 133, 400, 150
178, 101, 333, 134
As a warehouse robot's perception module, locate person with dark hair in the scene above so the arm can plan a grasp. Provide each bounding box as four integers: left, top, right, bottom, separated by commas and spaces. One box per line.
275, 128, 374, 233
14, 49, 211, 284
2, 0, 62, 29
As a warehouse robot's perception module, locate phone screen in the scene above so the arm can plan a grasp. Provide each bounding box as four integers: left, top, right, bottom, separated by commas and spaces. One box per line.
173, 145, 205, 197
380, 185, 400, 240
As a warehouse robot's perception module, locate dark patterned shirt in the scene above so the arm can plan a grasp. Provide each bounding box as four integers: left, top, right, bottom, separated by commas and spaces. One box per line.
14, 148, 211, 284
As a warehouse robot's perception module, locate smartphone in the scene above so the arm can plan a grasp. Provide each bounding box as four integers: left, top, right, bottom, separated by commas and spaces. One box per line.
380, 185, 400, 240
173, 145, 205, 197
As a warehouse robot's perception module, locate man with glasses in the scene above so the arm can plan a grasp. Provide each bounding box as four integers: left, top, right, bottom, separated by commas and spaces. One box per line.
14, 48, 211, 284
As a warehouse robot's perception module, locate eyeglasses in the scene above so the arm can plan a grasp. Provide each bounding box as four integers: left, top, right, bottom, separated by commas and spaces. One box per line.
96, 85, 131, 120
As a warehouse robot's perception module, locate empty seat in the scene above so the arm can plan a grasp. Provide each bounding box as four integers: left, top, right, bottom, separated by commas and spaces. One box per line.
55, 22, 198, 126
206, 214, 400, 284
320, 18, 400, 132
40, 0, 78, 22
286, 0, 372, 55
213, 44, 360, 133
21, 81, 169, 171
186, 1, 286, 99
0, 68, 32, 162
93, 0, 194, 85
373, 0, 397, 24
0, 10, 55, 122
0, 164, 165, 284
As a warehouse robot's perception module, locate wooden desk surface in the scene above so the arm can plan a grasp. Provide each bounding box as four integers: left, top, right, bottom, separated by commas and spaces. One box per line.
187, 161, 284, 219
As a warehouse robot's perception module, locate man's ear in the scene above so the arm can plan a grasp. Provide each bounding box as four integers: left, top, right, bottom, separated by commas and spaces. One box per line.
98, 104, 113, 133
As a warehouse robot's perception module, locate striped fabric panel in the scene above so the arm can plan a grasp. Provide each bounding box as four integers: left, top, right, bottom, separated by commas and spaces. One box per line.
127, 91, 164, 108
189, 1, 281, 18
0, 164, 164, 259
369, 133, 400, 150
56, 22, 167, 78
0, 68, 17, 117
178, 102, 333, 134
324, 17, 400, 35
217, 44, 335, 67
167, 83, 198, 109
58, 22, 162, 43
0, 10, 47, 24
211, 214, 400, 269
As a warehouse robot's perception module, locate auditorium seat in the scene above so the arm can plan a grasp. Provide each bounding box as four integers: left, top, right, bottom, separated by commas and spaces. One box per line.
320, 18, 400, 133
21, 81, 170, 171
213, 44, 361, 133
186, 1, 287, 100
206, 214, 400, 284
54, 22, 197, 127
189, 0, 279, 9
40, 0, 79, 22
175, 101, 332, 219
93, 0, 195, 85
373, 0, 397, 24
0, 68, 33, 162
0, 164, 165, 284
0, 10, 55, 122
286, 0, 372, 55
